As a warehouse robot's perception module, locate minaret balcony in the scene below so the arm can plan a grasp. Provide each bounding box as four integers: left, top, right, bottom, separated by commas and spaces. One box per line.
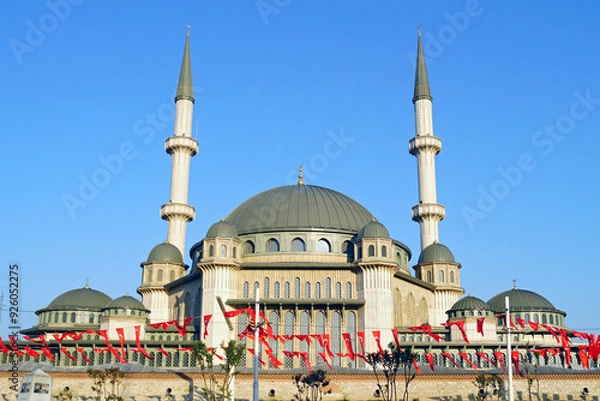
160, 202, 195, 221
411, 203, 445, 221
165, 136, 198, 156
409, 135, 442, 155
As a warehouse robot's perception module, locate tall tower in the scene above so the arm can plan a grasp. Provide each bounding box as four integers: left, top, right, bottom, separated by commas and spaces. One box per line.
408, 27, 445, 251
160, 27, 199, 258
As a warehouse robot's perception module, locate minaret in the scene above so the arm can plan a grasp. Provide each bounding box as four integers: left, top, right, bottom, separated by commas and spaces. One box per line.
408, 27, 445, 251
160, 26, 199, 258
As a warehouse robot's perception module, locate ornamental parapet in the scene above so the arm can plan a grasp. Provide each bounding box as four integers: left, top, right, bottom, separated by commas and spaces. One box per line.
411, 203, 446, 221
160, 202, 195, 221
165, 136, 198, 156
409, 135, 442, 155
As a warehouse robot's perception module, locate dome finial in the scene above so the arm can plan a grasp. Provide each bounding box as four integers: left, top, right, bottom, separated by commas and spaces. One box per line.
187, 24, 191, 36
297, 165, 305, 186
512, 278, 518, 289
85, 279, 89, 289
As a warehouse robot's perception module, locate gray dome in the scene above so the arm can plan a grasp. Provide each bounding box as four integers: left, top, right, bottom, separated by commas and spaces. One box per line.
449, 295, 491, 312
418, 243, 456, 264
146, 242, 183, 264
43, 286, 112, 312
356, 220, 390, 240
206, 220, 238, 239
487, 288, 565, 315
105, 295, 149, 311
225, 185, 376, 235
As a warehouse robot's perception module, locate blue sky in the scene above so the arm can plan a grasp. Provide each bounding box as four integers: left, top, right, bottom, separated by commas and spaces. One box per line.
1, 1, 599, 337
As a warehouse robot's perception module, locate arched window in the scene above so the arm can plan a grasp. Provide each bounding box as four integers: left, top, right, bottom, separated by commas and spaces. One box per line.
346, 282, 352, 298
233, 247, 237, 258
358, 246, 363, 259
335, 282, 342, 298
542, 314, 548, 324
89, 313, 95, 324
264, 277, 270, 299
266, 238, 280, 252
438, 270, 445, 283
395, 252, 402, 265
331, 312, 341, 366
243, 241, 255, 255
381, 246, 387, 257
62, 312, 67, 323
325, 278, 332, 299
157, 269, 163, 281
290, 238, 306, 252
305, 282, 311, 298
169, 270, 175, 282
341, 240, 352, 254
253, 281, 259, 298
368, 245, 375, 257
284, 312, 294, 369
426, 270, 432, 282
274, 282, 281, 298
243, 282, 250, 298
317, 239, 331, 253
268, 311, 279, 368
347, 312, 357, 368
220, 245, 227, 257
450, 271, 455, 283
284, 282, 291, 298
208, 244, 214, 257
549, 314, 554, 325
315, 282, 321, 299
294, 277, 301, 298
70, 312, 76, 323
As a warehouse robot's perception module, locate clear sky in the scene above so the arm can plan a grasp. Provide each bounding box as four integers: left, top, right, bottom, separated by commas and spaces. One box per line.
1, 1, 599, 338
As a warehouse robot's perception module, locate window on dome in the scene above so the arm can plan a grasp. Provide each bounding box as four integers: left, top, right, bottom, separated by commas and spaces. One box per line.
157, 269, 163, 281
396, 252, 402, 264
220, 245, 227, 257
542, 314, 547, 324
209, 245, 214, 257
89, 313, 95, 324
62, 312, 67, 323
317, 239, 331, 253
450, 271, 455, 283
368, 245, 375, 257
71, 312, 76, 323
549, 314, 554, 325
381, 246, 387, 257
266, 238, 280, 252
243, 241, 255, 255
426, 270, 432, 283
169, 270, 175, 282
438, 270, 445, 283
533, 314, 539, 323
291, 238, 306, 252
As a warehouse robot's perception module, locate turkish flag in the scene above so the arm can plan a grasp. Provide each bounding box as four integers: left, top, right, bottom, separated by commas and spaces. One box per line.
425, 353, 435, 371
476, 318, 485, 336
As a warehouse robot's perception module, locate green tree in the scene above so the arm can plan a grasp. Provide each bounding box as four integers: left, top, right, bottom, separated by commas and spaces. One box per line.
191, 339, 245, 401
365, 346, 415, 401
292, 369, 332, 401
473, 374, 503, 401
87, 367, 125, 401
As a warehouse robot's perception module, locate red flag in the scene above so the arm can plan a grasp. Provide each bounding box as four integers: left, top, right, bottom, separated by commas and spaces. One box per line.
266, 349, 283, 369
496, 314, 517, 329
156, 348, 172, 358
441, 352, 460, 368
298, 351, 312, 373
357, 332, 366, 355
115, 327, 126, 357
515, 318, 526, 329
318, 351, 333, 371
493, 351, 506, 372
443, 321, 469, 344
23, 334, 47, 345
60, 347, 78, 362
40, 347, 55, 361
476, 352, 497, 366
342, 333, 355, 360
476, 317, 485, 336
541, 324, 559, 344
149, 321, 170, 330
174, 317, 194, 336
411, 356, 421, 374
528, 321, 540, 331
247, 348, 266, 366
223, 309, 247, 318
425, 353, 434, 371
529, 348, 547, 360
52, 333, 70, 343
203, 314, 212, 340
391, 328, 402, 351
76, 348, 91, 363
132, 325, 153, 359
68, 331, 85, 341
511, 351, 520, 374
23, 346, 40, 358
459, 352, 477, 370
372, 330, 384, 355
578, 346, 589, 369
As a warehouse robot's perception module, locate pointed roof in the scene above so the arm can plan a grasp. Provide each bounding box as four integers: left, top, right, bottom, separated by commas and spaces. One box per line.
175, 26, 194, 103
412, 27, 432, 103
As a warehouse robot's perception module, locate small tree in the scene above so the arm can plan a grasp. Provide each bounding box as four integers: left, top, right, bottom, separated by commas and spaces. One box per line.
473, 374, 503, 401
292, 369, 332, 401
519, 352, 540, 401
87, 367, 125, 401
192, 339, 245, 401
366, 346, 415, 401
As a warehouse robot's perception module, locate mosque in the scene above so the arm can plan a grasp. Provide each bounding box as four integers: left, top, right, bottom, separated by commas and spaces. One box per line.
10, 28, 580, 380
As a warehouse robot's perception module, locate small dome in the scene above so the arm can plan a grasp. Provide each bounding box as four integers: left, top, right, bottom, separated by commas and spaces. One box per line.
449, 295, 491, 312
44, 286, 112, 311
105, 295, 149, 312
146, 242, 183, 264
487, 288, 565, 315
356, 220, 390, 240
418, 242, 456, 264
206, 220, 238, 239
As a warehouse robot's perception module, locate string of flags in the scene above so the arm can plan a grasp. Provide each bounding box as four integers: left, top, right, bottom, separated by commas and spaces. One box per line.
3, 309, 599, 374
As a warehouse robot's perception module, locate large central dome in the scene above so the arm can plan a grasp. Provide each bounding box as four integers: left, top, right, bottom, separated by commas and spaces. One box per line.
225, 185, 375, 235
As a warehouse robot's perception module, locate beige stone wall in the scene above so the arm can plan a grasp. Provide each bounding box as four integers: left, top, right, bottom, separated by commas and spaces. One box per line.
3, 371, 598, 401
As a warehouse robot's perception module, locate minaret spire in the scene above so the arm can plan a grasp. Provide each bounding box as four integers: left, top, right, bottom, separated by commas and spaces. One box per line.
160, 27, 199, 258
409, 27, 445, 251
